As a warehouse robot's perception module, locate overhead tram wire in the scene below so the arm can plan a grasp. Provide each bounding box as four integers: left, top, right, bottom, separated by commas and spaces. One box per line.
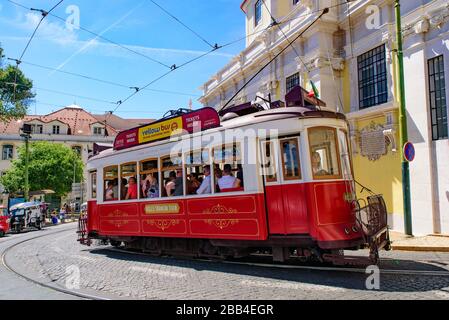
0, 81, 117, 105
218, 8, 330, 114
7, 0, 172, 70
9, 0, 64, 103
8, 59, 201, 97
108, 6, 338, 119
260, 0, 310, 74
148, 0, 217, 50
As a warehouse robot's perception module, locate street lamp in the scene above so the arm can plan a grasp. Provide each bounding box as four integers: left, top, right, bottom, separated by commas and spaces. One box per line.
20, 123, 32, 202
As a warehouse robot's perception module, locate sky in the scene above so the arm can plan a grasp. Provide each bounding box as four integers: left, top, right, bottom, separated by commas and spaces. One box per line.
0, 0, 246, 119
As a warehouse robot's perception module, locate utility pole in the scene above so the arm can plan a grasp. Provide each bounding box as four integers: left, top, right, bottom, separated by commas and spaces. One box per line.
395, 0, 413, 235
20, 124, 32, 202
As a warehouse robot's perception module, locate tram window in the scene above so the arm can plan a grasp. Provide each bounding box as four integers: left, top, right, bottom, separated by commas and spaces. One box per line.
308, 127, 341, 179
261, 141, 277, 182
90, 171, 97, 199
185, 149, 209, 195
338, 130, 352, 180
213, 143, 244, 192
103, 166, 118, 201
120, 162, 137, 200
140, 159, 159, 199
161, 154, 183, 197
280, 138, 301, 180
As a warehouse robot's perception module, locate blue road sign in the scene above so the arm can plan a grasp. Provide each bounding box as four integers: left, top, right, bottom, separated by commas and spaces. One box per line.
404, 142, 415, 162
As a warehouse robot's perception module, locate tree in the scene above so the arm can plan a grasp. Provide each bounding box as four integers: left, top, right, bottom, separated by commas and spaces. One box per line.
0, 44, 35, 121
0, 142, 84, 197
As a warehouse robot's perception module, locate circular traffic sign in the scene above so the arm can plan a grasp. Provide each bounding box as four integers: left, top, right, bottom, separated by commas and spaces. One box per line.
403, 142, 415, 162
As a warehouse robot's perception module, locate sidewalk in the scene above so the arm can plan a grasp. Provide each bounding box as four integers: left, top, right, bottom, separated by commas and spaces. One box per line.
390, 231, 449, 252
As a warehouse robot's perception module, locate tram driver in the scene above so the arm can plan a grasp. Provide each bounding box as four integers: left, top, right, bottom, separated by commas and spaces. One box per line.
312, 152, 329, 176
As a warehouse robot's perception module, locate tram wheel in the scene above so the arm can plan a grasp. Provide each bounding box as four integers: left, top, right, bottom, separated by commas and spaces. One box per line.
0, 230, 4, 237
110, 240, 122, 248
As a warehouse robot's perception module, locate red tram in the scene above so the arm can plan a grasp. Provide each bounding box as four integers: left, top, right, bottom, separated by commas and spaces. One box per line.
79, 93, 390, 264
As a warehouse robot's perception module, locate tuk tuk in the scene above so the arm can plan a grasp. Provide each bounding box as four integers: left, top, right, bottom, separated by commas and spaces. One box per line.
0, 205, 10, 237
9, 201, 45, 233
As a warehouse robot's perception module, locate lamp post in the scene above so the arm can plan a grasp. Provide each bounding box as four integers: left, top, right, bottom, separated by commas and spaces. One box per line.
20, 124, 32, 202
394, 0, 413, 235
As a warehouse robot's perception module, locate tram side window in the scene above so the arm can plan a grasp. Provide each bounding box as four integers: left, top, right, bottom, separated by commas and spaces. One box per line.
120, 162, 137, 200
90, 171, 97, 199
185, 149, 209, 195
213, 143, 244, 192
261, 141, 277, 182
280, 138, 301, 180
103, 166, 118, 201
338, 130, 352, 180
161, 154, 183, 197
308, 127, 341, 179
140, 159, 159, 199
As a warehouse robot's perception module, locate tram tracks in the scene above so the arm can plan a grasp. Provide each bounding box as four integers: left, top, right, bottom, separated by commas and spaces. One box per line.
0, 227, 109, 300
105, 247, 449, 277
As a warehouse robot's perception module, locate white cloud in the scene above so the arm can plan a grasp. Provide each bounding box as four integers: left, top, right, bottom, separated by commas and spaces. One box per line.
24, 12, 78, 45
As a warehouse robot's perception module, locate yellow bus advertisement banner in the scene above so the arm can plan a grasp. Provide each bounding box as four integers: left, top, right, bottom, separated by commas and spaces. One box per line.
138, 117, 183, 144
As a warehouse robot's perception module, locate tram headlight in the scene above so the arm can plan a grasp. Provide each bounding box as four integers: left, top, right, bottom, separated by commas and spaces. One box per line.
352, 226, 358, 233
344, 228, 350, 235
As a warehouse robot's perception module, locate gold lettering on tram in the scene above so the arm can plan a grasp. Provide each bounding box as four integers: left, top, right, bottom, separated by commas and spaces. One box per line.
107, 209, 129, 218
144, 203, 180, 215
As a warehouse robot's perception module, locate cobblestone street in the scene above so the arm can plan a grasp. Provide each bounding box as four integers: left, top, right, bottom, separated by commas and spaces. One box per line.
2, 223, 449, 300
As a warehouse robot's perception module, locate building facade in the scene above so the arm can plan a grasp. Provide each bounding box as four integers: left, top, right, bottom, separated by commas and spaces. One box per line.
199, 0, 449, 235
0, 105, 152, 208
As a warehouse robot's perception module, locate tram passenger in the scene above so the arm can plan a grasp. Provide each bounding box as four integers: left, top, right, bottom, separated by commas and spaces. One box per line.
196, 165, 211, 195
173, 169, 184, 196
187, 173, 201, 194
143, 174, 159, 198
218, 164, 237, 191
105, 181, 115, 201
125, 177, 138, 200
235, 164, 243, 188
165, 171, 176, 197
120, 178, 128, 200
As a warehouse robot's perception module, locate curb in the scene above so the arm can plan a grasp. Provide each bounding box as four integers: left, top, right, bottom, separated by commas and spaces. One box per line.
391, 245, 449, 252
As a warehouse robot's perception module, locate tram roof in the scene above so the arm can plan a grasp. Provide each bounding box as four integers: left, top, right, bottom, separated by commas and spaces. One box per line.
90, 106, 346, 161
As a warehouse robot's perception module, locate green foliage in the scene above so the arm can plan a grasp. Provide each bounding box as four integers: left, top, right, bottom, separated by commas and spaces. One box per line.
0, 142, 84, 197
0, 44, 35, 121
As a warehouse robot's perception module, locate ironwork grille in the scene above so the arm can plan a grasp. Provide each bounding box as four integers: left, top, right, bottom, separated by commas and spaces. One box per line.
428, 55, 448, 140
358, 44, 388, 109
286, 73, 300, 93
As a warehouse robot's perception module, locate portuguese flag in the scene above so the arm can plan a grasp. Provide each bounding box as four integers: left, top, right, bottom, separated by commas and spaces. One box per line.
308, 80, 320, 98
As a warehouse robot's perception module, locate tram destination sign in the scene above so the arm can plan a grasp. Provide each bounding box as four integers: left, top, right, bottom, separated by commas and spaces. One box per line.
113, 107, 220, 151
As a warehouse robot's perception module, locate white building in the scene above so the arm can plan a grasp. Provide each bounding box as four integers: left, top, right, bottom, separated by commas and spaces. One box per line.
199, 0, 449, 235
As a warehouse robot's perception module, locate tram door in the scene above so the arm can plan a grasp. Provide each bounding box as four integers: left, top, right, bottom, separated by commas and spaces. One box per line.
260, 137, 309, 235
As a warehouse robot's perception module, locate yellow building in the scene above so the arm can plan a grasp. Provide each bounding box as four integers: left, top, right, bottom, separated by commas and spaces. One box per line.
200, 0, 449, 235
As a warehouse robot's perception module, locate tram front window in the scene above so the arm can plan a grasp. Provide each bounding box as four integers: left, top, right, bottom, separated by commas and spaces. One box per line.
308, 127, 341, 179
280, 138, 301, 180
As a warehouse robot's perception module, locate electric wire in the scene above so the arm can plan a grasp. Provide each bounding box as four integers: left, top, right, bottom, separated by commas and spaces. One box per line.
218, 8, 330, 113
148, 0, 217, 49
